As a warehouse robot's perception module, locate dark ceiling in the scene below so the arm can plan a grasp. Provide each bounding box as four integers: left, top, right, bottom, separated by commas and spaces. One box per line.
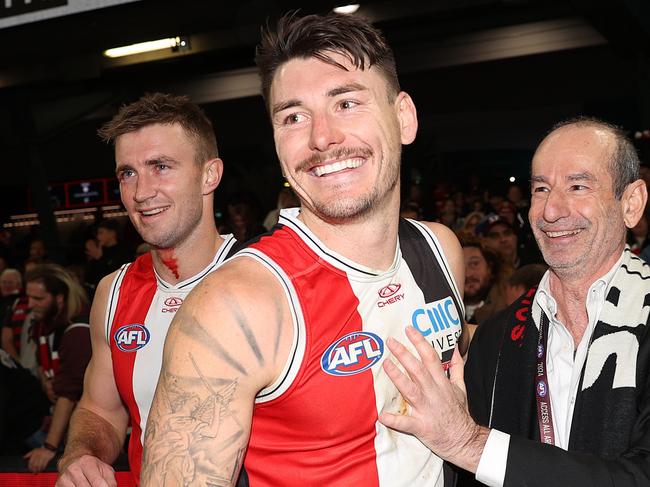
0, 0, 648, 220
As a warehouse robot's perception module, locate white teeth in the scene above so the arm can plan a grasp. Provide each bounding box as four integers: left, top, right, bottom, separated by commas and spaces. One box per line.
313, 158, 363, 177
141, 208, 165, 216
546, 229, 580, 237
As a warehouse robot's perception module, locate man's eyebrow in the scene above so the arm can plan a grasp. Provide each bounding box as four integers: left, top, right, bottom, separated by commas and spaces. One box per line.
272, 99, 301, 117
567, 172, 595, 182
530, 175, 547, 184
115, 156, 177, 175
271, 83, 368, 117
327, 83, 367, 98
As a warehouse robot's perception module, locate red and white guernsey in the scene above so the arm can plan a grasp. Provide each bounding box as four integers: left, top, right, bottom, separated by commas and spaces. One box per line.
238, 209, 464, 487
105, 235, 237, 484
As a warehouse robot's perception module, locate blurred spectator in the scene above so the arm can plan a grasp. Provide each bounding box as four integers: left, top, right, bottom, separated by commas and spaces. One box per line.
0, 349, 50, 455
461, 238, 510, 324
0, 268, 22, 308
437, 198, 459, 229
457, 211, 484, 240
223, 192, 266, 242
29, 239, 47, 262
263, 187, 300, 230
506, 183, 529, 211
23, 264, 91, 473
478, 214, 542, 268
0, 269, 29, 365
400, 201, 422, 220
504, 263, 548, 305
85, 219, 132, 287
23, 257, 43, 275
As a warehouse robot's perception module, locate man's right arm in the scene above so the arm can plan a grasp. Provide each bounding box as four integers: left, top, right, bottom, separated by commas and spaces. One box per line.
57, 272, 130, 486
142, 259, 291, 487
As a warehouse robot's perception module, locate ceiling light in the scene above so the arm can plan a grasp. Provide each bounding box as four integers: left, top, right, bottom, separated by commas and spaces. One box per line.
333, 4, 360, 14
104, 36, 185, 58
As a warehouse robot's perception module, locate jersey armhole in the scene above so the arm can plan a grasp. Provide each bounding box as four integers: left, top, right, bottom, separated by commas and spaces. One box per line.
406, 219, 465, 318
104, 263, 131, 344
230, 249, 307, 404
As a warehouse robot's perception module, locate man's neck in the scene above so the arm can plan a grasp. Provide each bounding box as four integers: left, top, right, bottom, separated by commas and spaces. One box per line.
151, 223, 223, 284
546, 249, 623, 346
299, 197, 400, 271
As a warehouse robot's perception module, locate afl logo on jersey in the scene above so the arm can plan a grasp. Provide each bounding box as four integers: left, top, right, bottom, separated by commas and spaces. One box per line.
115, 324, 150, 352
321, 331, 384, 376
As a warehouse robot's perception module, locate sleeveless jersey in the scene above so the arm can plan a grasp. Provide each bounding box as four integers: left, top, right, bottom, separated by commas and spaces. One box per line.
238, 209, 464, 487
106, 235, 237, 484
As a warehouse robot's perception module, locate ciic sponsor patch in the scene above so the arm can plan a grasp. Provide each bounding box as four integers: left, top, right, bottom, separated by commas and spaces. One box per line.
410, 296, 462, 366
321, 331, 384, 376
114, 324, 150, 352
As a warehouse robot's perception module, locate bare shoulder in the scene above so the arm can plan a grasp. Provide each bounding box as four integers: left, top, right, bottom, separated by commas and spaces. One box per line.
419, 221, 462, 253
163, 254, 292, 387
419, 221, 464, 298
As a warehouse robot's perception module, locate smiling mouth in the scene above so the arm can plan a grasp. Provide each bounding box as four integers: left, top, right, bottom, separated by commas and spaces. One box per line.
312, 158, 364, 177
544, 229, 582, 238
139, 207, 169, 217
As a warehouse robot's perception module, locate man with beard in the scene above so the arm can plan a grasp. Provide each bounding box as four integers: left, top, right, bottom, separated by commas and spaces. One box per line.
23, 264, 91, 473
378, 118, 650, 486
462, 239, 506, 324
56, 94, 241, 487
143, 11, 465, 487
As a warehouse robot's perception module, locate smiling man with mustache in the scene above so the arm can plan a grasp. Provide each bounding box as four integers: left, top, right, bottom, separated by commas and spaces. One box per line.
143, 11, 466, 487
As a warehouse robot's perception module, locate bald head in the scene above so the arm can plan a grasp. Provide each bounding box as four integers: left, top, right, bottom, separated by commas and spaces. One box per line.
534, 118, 639, 199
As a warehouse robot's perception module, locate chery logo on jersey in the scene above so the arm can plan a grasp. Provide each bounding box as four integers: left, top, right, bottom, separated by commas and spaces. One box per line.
377, 283, 405, 308
115, 324, 150, 352
162, 296, 183, 313
321, 331, 384, 376
411, 296, 461, 365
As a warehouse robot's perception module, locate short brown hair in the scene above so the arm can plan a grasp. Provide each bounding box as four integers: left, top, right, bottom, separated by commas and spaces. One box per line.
255, 11, 400, 108
98, 93, 219, 164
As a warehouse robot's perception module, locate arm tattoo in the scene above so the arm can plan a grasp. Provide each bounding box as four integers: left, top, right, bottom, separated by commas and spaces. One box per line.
142, 352, 246, 486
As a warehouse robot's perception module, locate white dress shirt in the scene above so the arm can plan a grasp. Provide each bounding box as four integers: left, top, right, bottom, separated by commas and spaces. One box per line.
475, 252, 624, 487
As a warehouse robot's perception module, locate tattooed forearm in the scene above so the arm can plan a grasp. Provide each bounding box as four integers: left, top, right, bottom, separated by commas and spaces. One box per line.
142, 352, 245, 486
175, 310, 249, 376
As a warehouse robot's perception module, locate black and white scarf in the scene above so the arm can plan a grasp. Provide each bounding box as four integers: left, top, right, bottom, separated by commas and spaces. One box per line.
488, 248, 650, 457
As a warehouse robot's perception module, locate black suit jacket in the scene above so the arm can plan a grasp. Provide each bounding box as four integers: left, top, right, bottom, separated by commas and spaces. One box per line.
462, 297, 650, 487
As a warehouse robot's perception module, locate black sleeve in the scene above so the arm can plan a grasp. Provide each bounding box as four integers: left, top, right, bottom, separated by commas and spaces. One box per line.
502, 342, 650, 487
465, 311, 507, 426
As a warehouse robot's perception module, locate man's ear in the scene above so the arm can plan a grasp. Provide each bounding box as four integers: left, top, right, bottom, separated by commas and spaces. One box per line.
203, 158, 224, 195
622, 179, 647, 228
55, 293, 65, 310
395, 92, 418, 145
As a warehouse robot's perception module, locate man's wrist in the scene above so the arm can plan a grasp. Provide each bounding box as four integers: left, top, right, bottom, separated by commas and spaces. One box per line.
451, 424, 491, 473
42, 441, 58, 452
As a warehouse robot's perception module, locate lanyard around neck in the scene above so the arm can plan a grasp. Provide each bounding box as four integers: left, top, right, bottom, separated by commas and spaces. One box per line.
535, 312, 556, 445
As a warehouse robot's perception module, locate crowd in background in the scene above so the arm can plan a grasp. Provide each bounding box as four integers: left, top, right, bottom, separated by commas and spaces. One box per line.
2, 167, 650, 467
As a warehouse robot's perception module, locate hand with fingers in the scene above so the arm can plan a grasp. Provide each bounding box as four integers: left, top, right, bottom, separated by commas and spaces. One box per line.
378, 326, 490, 473
56, 455, 117, 487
